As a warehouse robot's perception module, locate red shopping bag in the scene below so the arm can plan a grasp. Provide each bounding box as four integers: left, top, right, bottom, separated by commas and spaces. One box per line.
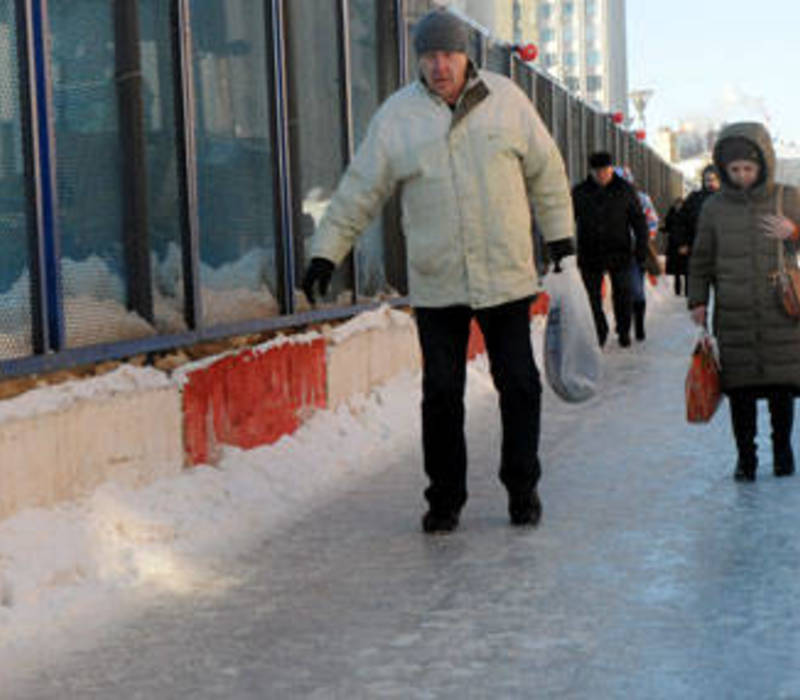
685, 331, 722, 423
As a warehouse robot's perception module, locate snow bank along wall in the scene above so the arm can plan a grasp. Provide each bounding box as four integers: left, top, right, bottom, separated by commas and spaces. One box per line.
0, 303, 554, 523
0, 301, 552, 522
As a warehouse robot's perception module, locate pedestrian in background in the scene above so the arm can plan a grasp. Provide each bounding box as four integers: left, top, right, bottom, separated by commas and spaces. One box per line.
663, 195, 686, 295
689, 122, 800, 481
572, 152, 649, 347
616, 166, 659, 341
302, 9, 576, 532
676, 165, 720, 293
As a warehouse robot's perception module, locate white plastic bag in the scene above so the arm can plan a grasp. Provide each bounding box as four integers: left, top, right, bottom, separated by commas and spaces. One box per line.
543, 258, 602, 402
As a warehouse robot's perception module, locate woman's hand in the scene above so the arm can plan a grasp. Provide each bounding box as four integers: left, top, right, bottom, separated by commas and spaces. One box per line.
762, 214, 798, 240
690, 305, 707, 327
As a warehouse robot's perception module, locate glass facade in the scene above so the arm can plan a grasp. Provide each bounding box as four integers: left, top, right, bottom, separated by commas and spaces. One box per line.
190, 0, 279, 326
49, 2, 134, 347
286, 0, 350, 310
0, 1, 30, 359
0, 1, 682, 375
349, 0, 392, 301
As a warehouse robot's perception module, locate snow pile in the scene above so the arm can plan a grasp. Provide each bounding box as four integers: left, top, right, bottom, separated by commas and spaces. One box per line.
0, 365, 428, 653
0, 364, 171, 424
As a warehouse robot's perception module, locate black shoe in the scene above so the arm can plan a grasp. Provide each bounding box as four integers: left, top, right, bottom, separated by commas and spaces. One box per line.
421, 509, 460, 534
734, 457, 757, 482
633, 303, 646, 341
618, 334, 631, 348
774, 445, 795, 477
509, 490, 542, 526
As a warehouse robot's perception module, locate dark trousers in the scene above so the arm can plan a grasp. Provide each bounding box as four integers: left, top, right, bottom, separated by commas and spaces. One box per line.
673, 273, 688, 296
580, 264, 633, 345
729, 387, 794, 460
414, 298, 542, 514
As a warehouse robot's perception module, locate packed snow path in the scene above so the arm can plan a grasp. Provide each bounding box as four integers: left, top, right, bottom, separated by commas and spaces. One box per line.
6, 288, 800, 699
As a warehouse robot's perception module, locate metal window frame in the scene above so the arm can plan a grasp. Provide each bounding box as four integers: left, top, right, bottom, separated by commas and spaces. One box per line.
171, 0, 202, 329
16, 0, 47, 354
29, 0, 62, 351
270, 0, 296, 315
337, 0, 358, 303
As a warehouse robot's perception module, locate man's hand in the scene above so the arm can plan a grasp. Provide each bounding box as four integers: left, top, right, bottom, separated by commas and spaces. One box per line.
762, 214, 798, 241
690, 304, 707, 327
678, 245, 690, 255
302, 257, 335, 304
546, 238, 576, 273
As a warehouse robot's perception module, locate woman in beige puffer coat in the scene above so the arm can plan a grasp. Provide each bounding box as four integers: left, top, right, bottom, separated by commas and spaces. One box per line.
688, 122, 800, 482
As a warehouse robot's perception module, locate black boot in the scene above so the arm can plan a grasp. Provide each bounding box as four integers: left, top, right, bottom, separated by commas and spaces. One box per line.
633, 301, 646, 341
734, 454, 758, 482
421, 509, 460, 534
773, 445, 795, 477
730, 392, 757, 481
770, 392, 795, 477
509, 489, 542, 526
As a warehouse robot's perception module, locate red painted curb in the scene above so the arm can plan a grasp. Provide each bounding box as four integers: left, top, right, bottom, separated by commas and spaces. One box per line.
182, 339, 327, 465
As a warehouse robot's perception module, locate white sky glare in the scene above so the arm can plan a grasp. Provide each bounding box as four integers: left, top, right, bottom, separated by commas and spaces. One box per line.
626, 0, 800, 145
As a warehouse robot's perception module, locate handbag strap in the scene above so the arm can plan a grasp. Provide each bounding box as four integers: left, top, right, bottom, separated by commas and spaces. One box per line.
776, 185, 786, 269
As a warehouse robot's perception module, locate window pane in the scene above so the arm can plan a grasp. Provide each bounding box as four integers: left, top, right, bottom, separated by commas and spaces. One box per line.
286, 0, 350, 310
50, 2, 142, 348
0, 3, 31, 359
191, 0, 280, 326
140, 0, 186, 334
349, 0, 394, 301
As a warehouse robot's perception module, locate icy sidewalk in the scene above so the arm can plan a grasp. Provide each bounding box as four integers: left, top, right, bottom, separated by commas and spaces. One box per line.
6, 279, 800, 699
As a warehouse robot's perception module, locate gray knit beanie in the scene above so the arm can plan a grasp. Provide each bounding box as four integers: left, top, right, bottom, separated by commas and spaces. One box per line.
413, 9, 469, 55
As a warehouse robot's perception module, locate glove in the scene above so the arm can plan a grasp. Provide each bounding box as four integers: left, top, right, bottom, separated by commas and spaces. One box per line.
302, 257, 335, 304
546, 238, 576, 273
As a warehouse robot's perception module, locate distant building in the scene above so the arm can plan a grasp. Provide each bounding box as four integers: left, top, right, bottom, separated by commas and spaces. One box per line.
653, 127, 677, 163
407, 1, 629, 114
522, 0, 629, 115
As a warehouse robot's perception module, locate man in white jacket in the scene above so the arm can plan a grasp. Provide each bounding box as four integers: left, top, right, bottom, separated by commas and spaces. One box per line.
303, 8, 575, 533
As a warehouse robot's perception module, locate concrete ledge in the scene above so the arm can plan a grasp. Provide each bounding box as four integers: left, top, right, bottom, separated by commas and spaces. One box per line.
179, 335, 327, 466
325, 306, 421, 407
0, 369, 182, 521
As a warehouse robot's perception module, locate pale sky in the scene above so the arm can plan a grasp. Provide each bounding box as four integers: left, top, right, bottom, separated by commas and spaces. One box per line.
626, 1, 800, 146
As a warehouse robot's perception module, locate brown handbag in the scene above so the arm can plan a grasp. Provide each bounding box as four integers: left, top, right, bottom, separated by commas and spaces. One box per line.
772, 185, 800, 319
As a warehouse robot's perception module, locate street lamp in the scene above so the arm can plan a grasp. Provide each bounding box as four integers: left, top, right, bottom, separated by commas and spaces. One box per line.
629, 88, 654, 134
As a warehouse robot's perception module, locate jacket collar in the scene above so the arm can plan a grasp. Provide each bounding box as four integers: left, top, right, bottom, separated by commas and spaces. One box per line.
419, 60, 490, 129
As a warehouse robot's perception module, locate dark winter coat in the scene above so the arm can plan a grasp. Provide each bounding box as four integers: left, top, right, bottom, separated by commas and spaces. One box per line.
663, 201, 685, 275
672, 173, 716, 274
688, 122, 800, 393
572, 173, 649, 272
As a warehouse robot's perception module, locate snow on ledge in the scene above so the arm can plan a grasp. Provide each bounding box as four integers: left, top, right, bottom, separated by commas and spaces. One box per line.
324, 304, 414, 345
171, 330, 323, 387
0, 365, 172, 425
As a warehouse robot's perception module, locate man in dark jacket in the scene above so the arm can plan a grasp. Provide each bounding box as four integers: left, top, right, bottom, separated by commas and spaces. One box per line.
675, 164, 719, 291
572, 151, 649, 347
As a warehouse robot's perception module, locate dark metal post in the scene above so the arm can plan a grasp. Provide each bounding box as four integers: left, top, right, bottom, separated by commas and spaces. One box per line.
16, 0, 47, 353
172, 0, 202, 329
114, 0, 153, 324
395, 0, 408, 84
271, 0, 296, 315
30, 0, 63, 350
337, 0, 358, 302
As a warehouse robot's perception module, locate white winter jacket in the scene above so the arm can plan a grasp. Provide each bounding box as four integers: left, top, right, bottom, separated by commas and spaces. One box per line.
311, 67, 574, 308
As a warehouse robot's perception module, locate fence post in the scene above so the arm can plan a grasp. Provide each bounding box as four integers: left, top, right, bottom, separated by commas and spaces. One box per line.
114, 0, 154, 324
29, 0, 63, 350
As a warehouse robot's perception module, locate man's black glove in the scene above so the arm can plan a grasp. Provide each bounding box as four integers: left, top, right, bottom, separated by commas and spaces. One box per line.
546, 238, 576, 273
302, 257, 335, 304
